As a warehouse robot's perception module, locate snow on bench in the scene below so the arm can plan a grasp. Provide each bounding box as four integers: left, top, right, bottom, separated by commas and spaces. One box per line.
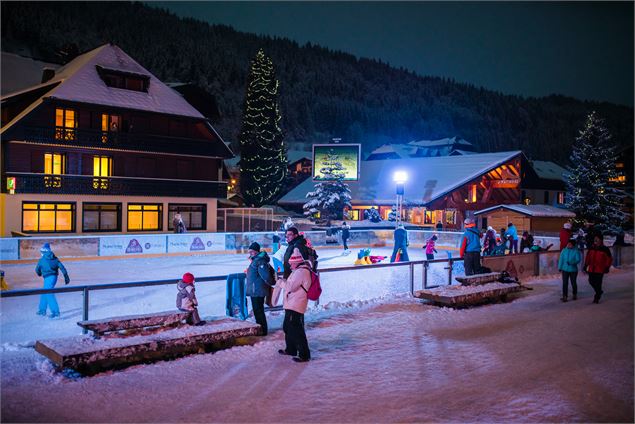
413, 282, 523, 308
454, 272, 504, 286
35, 316, 263, 375
77, 310, 192, 337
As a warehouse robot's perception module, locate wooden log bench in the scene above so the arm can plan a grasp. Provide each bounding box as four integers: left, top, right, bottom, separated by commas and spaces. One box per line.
35, 316, 263, 375
454, 272, 504, 286
77, 310, 193, 337
413, 282, 523, 308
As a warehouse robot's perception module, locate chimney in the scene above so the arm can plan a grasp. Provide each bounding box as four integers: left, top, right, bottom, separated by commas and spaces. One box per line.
41, 67, 56, 84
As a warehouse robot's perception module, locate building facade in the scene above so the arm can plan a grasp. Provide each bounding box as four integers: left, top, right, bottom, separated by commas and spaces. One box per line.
0, 44, 233, 237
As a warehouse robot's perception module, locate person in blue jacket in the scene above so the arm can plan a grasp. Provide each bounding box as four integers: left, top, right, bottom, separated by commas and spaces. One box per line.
460, 218, 482, 275
558, 238, 582, 302
390, 224, 410, 262
506, 222, 519, 254
35, 243, 70, 318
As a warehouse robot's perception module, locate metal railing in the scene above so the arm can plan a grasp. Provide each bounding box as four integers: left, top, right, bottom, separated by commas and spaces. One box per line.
0, 257, 464, 333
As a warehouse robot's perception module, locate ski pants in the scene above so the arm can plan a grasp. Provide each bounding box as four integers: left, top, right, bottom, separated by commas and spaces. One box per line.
38, 274, 60, 315
283, 309, 310, 360
250, 296, 268, 336
463, 251, 481, 276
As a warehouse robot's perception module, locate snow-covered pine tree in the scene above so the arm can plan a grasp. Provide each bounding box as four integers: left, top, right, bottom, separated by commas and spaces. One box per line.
367, 207, 382, 223
238, 49, 287, 207
565, 111, 628, 233
387, 205, 397, 222
303, 149, 352, 221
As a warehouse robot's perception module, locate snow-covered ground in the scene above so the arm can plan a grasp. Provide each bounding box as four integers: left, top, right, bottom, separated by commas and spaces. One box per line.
1, 266, 633, 422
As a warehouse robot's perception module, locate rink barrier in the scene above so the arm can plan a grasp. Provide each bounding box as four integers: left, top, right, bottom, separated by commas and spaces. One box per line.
0, 230, 560, 262
4, 246, 630, 335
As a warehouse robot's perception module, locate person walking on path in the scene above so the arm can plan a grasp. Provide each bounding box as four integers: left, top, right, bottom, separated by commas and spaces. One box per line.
283, 227, 310, 278
341, 222, 350, 250
424, 234, 438, 260
246, 242, 274, 335
584, 234, 612, 304
506, 222, 519, 254
460, 218, 482, 276
558, 239, 582, 302
559, 222, 573, 250
277, 248, 312, 362
35, 243, 70, 318
390, 224, 410, 262
176, 272, 205, 325
435, 221, 443, 231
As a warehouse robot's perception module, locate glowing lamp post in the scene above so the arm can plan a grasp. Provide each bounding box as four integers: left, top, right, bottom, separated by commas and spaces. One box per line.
393, 171, 408, 226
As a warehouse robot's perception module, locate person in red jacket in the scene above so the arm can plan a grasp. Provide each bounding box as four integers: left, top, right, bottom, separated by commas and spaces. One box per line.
559, 222, 572, 250
584, 234, 613, 304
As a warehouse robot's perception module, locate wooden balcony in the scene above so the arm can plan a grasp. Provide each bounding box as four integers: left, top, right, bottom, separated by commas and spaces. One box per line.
3, 173, 227, 198
17, 126, 231, 158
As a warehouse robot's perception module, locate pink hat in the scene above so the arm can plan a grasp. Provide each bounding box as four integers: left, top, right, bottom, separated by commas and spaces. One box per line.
288, 248, 305, 265
182, 273, 195, 284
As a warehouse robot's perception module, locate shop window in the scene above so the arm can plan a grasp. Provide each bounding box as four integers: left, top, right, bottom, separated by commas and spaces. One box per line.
22, 202, 75, 233
424, 210, 434, 224
101, 114, 121, 143
83, 203, 121, 232
128, 204, 162, 231
348, 210, 360, 220
445, 210, 456, 225
55, 108, 76, 141
93, 156, 113, 189
168, 204, 206, 231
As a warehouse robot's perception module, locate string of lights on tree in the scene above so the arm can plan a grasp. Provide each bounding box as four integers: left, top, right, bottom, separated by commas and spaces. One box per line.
565, 111, 628, 233
303, 149, 352, 221
239, 49, 287, 207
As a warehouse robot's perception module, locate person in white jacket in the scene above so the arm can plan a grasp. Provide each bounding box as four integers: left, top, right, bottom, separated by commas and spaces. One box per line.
277, 247, 312, 362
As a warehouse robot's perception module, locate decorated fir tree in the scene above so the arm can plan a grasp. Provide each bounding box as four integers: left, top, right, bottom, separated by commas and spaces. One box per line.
565, 111, 627, 233
303, 149, 352, 221
238, 49, 287, 207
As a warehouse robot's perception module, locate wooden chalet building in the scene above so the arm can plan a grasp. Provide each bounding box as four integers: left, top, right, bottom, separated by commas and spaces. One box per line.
278, 151, 568, 230
0, 44, 233, 236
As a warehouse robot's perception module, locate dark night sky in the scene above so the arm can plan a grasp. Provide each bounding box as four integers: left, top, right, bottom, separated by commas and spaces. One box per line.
153, 1, 634, 107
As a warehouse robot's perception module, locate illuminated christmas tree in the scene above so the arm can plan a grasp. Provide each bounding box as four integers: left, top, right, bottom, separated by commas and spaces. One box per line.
239, 49, 287, 207
565, 111, 627, 233
303, 149, 352, 221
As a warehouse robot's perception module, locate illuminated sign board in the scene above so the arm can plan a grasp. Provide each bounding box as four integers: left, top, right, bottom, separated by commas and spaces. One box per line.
7, 177, 16, 194
312, 144, 361, 181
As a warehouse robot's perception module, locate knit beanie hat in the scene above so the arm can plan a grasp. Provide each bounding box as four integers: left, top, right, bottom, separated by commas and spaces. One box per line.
40, 243, 51, 253
248, 242, 261, 252
182, 272, 195, 284
288, 248, 305, 265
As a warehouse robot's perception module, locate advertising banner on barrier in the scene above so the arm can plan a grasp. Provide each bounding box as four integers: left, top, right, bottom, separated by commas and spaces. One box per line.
167, 233, 226, 253
100, 235, 167, 256
0, 238, 19, 260
19, 237, 99, 259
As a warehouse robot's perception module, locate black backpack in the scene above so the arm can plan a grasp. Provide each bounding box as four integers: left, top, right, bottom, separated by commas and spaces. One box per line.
266, 263, 277, 285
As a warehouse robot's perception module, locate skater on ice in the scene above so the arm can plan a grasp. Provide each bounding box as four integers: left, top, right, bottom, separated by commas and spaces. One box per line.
35, 243, 70, 318
176, 272, 205, 325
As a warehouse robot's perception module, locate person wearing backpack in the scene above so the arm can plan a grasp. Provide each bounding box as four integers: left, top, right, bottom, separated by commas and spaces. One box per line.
277, 248, 312, 362
246, 242, 274, 335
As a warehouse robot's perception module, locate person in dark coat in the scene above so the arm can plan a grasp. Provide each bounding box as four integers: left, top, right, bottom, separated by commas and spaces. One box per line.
390, 224, 410, 262
435, 221, 443, 231
35, 243, 70, 318
172, 213, 186, 233
283, 227, 311, 279
520, 231, 534, 253
483, 226, 497, 256
246, 242, 273, 335
584, 234, 612, 304
341, 222, 350, 250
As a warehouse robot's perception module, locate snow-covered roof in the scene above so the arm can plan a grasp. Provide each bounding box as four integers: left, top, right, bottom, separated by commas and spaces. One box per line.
366, 144, 415, 160
408, 136, 473, 148
1, 52, 61, 96
531, 160, 567, 181
1, 44, 205, 127
474, 204, 576, 217
279, 151, 525, 206
449, 149, 476, 156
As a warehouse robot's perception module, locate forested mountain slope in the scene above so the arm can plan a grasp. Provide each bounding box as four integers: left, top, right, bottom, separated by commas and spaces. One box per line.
2, 1, 632, 164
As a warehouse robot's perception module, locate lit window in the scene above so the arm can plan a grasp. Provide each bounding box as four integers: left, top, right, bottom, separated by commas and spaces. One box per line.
22, 202, 75, 233
101, 114, 121, 143
127, 204, 162, 231
557, 192, 565, 204
445, 210, 456, 225
44, 153, 65, 174
471, 185, 477, 203
55, 108, 76, 141
93, 156, 112, 189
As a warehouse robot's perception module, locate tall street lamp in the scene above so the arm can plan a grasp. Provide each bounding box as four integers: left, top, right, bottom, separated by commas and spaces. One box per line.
393, 171, 408, 226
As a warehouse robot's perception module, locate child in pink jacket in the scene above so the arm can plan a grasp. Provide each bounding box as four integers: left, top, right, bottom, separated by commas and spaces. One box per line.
276, 247, 312, 362
425, 235, 438, 260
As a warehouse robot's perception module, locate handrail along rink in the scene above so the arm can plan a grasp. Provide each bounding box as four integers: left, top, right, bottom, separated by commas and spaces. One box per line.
0, 257, 464, 333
